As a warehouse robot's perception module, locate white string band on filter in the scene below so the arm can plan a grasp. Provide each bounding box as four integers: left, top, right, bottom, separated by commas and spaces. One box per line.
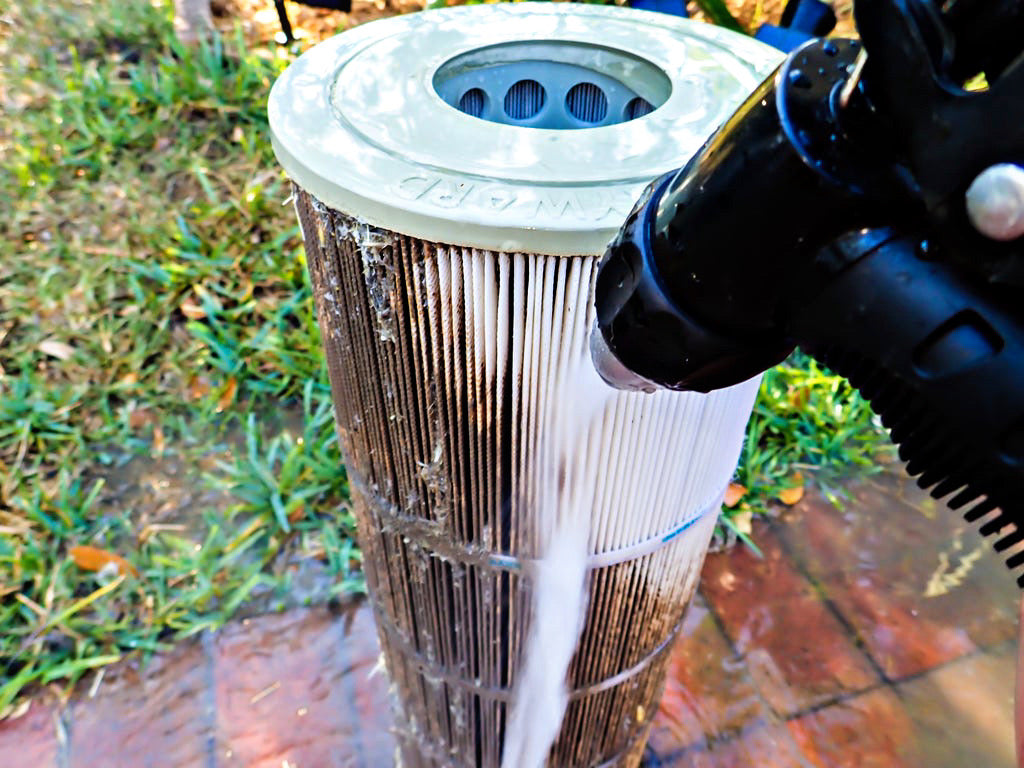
295, 193, 761, 768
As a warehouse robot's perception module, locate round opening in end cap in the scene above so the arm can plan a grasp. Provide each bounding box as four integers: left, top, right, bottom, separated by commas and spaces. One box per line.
433, 41, 672, 129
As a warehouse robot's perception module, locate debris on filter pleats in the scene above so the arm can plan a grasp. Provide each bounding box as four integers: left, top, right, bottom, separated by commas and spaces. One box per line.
404, 489, 421, 510
449, 696, 467, 731
409, 542, 430, 586
351, 220, 397, 344
416, 440, 450, 524
365, 482, 449, 548
322, 270, 342, 309
368, 653, 389, 680
432, 504, 451, 528
421, 669, 443, 690
290, 193, 305, 242
310, 196, 330, 217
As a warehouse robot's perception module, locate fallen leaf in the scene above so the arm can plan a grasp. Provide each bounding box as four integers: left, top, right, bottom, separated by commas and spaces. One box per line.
2, 699, 32, 722
778, 474, 805, 506
788, 385, 811, 410
179, 298, 206, 320
732, 508, 753, 536
70, 545, 139, 578
128, 409, 154, 429
287, 504, 306, 524
152, 425, 166, 457
723, 483, 747, 508
187, 374, 211, 401
39, 339, 75, 360
216, 377, 238, 412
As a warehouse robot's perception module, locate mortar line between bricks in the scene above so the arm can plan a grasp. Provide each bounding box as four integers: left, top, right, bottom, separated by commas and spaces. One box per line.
56, 704, 71, 768
780, 679, 892, 722
766, 516, 896, 687
876, 644, 990, 691
699, 529, 887, 768
690, 585, 814, 766
694, 584, 799, 726
336, 609, 368, 768
201, 631, 219, 768
774, 643, 992, 723
647, 719, 818, 768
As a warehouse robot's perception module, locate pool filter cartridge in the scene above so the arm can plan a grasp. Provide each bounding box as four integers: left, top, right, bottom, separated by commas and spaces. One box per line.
269, 5, 781, 765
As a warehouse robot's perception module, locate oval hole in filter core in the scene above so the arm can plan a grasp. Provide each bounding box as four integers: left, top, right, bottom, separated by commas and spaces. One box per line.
566, 82, 609, 123
625, 96, 655, 120
504, 79, 547, 120
459, 88, 487, 118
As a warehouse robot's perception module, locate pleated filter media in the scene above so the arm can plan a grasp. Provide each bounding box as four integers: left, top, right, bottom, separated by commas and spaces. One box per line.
269, 6, 782, 766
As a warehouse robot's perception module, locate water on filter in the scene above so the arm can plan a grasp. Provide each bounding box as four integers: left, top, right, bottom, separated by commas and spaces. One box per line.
501, 360, 616, 768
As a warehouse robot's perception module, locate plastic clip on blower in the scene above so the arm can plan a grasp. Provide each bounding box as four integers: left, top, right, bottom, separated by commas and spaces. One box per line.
592, 0, 1024, 584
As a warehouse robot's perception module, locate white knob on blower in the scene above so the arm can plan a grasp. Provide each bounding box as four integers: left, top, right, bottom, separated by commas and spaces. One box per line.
966, 163, 1024, 241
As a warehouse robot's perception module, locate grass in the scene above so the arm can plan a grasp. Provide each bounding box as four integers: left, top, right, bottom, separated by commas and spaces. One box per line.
0, 0, 359, 713
0, 0, 889, 712
726, 351, 892, 549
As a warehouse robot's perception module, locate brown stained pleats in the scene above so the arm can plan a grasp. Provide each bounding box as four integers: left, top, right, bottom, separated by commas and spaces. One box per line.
294, 187, 756, 768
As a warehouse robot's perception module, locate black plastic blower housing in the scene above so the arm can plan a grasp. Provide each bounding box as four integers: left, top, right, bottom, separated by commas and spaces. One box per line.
592, 1, 1024, 584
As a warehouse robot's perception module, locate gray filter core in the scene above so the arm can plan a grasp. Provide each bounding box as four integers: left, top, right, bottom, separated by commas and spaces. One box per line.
433, 41, 672, 129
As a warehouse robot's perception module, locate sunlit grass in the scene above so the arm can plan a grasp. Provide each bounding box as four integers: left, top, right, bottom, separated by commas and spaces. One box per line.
0, 0, 888, 710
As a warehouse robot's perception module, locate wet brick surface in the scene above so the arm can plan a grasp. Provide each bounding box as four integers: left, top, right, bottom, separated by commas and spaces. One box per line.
652, 725, 808, 767
777, 476, 1018, 679
648, 595, 768, 754
700, 527, 879, 716
0, 698, 60, 768
786, 688, 921, 768
210, 608, 372, 768
68, 642, 213, 768
0, 470, 1016, 767
897, 649, 1017, 768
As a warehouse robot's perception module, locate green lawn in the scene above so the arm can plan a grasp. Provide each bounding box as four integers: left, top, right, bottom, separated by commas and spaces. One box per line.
0, 0, 889, 713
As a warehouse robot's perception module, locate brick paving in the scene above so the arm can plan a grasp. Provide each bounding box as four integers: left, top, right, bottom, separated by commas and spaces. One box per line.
1, 470, 1018, 767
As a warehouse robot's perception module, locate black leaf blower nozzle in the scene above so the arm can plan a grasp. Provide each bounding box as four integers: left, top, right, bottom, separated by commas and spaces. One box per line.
592, 1, 1024, 584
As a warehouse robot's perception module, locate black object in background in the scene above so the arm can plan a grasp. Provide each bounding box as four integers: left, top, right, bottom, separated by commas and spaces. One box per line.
274, 0, 352, 43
